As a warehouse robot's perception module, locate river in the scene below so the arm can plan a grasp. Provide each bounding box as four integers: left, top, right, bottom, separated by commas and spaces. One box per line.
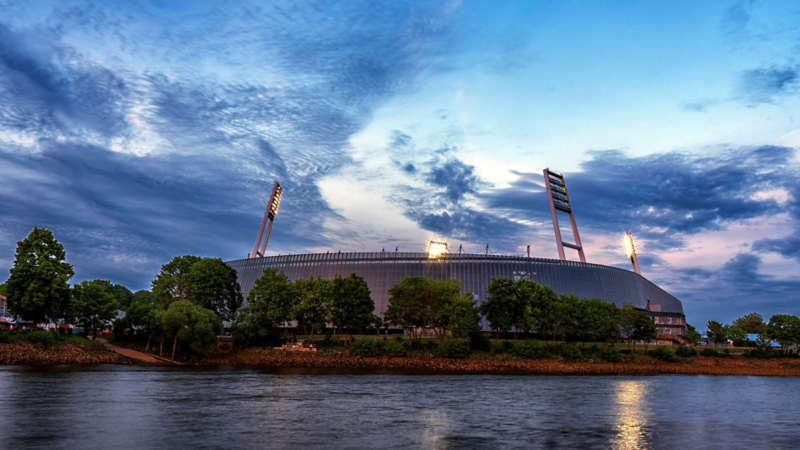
0, 365, 797, 449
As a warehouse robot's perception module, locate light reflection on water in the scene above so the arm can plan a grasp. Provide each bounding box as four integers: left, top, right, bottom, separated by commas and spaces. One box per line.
612, 380, 651, 450
1, 366, 800, 449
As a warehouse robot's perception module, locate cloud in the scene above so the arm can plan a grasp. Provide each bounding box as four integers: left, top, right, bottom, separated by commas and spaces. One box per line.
425, 158, 485, 203
484, 146, 797, 251
0, 1, 463, 289
739, 65, 799, 105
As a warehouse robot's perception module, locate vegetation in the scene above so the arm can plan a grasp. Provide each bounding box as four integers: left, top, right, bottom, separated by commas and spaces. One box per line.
684, 324, 701, 345
70, 280, 120, 337
5, 228, 74, 325
706, 320, 729, 348
732, 312, 767, 334
764, 314, 800, 355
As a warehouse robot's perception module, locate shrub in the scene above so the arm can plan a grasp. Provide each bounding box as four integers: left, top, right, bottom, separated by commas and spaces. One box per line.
380, 339, 408, 357
583, 344, 602, 358
0, 331, 12, 344
721, 348, 731, 357
557, 342, 583, 360
468, 331, 492, 352
599, 346, 621, 362
746, 347, 778, 359
701, 348, 718, 357
675, 346, 697, 357
349, 339, 380, 357
648, 346, 676, 362
433, 340, 471, 359
408, 339, 438, 352
23, 331, 61, 346
510, 340, 548, 359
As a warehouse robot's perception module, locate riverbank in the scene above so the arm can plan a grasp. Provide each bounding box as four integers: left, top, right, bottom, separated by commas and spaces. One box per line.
0, 341, 132, 365
178, 348, 800, 376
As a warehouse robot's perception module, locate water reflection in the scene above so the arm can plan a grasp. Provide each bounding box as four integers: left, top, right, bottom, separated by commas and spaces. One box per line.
611, 380, 651, 450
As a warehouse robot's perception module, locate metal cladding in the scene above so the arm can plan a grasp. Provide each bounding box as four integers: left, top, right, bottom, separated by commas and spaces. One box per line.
226, 252, 686, 334
544, 168, 587, 263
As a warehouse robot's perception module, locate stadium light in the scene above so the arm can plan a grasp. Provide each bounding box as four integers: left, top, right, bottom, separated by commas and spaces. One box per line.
543, 168, 586, 263
623, 231, 641, 275
250, 180, 282, 258
427, 240, 448, 259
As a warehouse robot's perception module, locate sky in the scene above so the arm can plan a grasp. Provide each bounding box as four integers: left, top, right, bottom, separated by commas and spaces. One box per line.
1, 0, 800, 328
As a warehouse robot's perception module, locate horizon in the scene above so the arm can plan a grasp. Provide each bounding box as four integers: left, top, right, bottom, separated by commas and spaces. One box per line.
2, 1, 800, 328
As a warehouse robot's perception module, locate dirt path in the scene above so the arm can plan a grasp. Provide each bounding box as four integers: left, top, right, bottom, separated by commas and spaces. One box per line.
96, 339, 178, 364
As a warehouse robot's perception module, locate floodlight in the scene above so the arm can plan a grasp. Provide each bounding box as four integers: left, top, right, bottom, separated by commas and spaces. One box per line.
427, 241, 448, 259
622, 231, 640, 275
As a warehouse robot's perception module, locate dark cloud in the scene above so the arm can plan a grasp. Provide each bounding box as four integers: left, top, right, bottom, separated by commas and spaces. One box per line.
666, 253, 800, 326
484, 146, 796, 251
425, 159, 484, 203
0, 1, 462, 289
739, 65, 799, 104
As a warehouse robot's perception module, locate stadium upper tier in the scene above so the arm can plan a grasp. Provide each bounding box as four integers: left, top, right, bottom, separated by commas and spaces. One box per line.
226, 252, 685, 332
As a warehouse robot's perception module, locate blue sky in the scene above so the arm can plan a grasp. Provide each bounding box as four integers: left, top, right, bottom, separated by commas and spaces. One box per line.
2, 0, 800, 328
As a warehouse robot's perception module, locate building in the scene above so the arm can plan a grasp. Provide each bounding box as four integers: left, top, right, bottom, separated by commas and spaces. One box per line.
226, 251, 687, 336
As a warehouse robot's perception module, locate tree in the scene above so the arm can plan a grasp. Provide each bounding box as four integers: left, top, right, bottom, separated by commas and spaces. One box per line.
706, 320, 729, 348
425, 278, 464, 344
447, 293, 482, 342
530, 284, 559, 347
385, 277, 430, 343
112, 292, 157, 340
732, 312, 767, 334
764, 314, 800, 355
162, 300, 222, 359
6, 228, 74, 326
231, 268, 294, 347
575, 298, 614, 347
71, 280, 120, 337
89, 280, 133, 311
131, 290, 157, 308
152, 255, 202, 307
684, 324, 701, 345
513, 279, 541, 340
553, 294, 580, 343
481, 278, 517, 343
727, 326, 748, 346
184, 258, 243, 321
291, 277, 333, 343
630, 312, 658, 351
330, 274, 379, 344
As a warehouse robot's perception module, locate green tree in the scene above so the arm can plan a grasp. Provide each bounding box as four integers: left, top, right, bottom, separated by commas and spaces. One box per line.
90, 280, 133, 311
426, 278, 464, 344
162, 300, 222, 359
630, 311, 658, 351
112, 292, 157, 340
764, 314, 800, 355
71, 280, 120, 337
684, 324, 701, 345
184, 258, 243, 321
727, 326, 748, 346
553, 294, 580, 343
620, 304, 638, 349
530, 283, 559, 347
385, 277, 430, 343
706, 320, 729, 348
575, 298, 617, 347
130, 290, 157, 308
0, 282, 8, 297
481, 278, 517, 343
447, 293, 482, 343
231, 268, 294, 347
292, 277, 333, 343
330, 274, 379, 344
6, 228, 74, 326
732, 312, 767, 334
152, 255, 202, 307
513, 279, 542, 340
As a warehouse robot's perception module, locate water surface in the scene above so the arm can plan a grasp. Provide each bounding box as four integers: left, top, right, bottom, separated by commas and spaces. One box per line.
1, 366, 797, 449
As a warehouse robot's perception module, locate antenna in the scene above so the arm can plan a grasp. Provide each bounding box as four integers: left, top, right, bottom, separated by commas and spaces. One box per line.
526, 245, 530, 258
458, 244, 463, 255
543, 168, 586, 262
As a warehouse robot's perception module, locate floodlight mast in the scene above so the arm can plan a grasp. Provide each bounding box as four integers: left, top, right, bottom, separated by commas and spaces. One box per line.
543, 168, 586, 263
625, 231, 641, 275
250, 180, 282, 258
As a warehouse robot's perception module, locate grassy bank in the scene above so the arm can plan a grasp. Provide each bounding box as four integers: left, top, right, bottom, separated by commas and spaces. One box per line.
0, 331, 132, 365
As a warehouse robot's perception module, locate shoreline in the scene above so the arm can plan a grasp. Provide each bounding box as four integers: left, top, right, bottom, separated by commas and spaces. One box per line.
4, 344, 800, 376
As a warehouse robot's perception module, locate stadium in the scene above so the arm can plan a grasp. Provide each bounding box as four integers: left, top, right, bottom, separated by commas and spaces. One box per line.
226, 171, 687, 339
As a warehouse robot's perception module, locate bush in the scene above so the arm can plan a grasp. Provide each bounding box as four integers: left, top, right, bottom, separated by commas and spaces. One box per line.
380, 339, 408, 357
0, 331, 12, 344
23, 331, 61, 346
746, 347, 778, 359
721, 348, 731, 357
557, 342, 583, 360
599, 346, 621, 362
675, 346, 697, 357
433, 340, 471, 359
701, 348, 718, 357
408, 339, 438, 352
583, 344, 602, 358
510, 340, 548, 359
468, 331, 492, 352
349, 339, 380, 357
648, 346, 676, 362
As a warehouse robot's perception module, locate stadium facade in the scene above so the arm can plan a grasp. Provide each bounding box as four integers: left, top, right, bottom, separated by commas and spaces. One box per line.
226, 251, 687, 337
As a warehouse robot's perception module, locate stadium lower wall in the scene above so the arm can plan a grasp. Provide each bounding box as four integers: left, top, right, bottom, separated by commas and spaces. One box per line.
226, 252, 685, 333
